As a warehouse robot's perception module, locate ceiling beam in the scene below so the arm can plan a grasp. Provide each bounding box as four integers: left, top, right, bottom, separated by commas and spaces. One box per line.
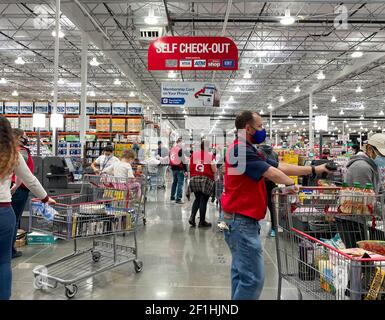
273, 52, 385, 112
60, 1, 161, 111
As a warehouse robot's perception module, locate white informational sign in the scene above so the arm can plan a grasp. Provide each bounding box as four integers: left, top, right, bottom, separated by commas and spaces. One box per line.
4, 101, 18, 114
127, 103, 143, 115
161, 82, 220, 107
96, 102, 112, 115
19, 101, 33, 114
315, 115, 328, 131
185, 116, 211, 130
112, 102, 127, 115
66, 101, 80, 114
0, 101, 3, 114
34, 101, 49, 114
86, 102, 96, 115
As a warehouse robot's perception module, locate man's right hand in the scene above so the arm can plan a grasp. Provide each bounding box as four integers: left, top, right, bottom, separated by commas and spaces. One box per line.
314, 163, 331, 175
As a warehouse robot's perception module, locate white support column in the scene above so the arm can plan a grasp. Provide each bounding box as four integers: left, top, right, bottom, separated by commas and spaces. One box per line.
309, 92, 314, 151
79, 32, 88, 147
269, 111, 273, 142
52, 0, 60, 156
275, 133, 278, 147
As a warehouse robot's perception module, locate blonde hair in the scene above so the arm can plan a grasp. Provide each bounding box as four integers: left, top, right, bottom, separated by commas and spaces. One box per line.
0, 116, 19, 180
122, 149, 136, 160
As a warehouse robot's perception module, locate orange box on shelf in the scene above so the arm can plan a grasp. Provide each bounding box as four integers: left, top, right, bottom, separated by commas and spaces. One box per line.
96, 118, 110, 132
111, 119, 126, 132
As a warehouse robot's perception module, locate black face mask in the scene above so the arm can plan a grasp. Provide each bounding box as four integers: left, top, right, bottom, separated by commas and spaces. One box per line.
20, 137, 29, 146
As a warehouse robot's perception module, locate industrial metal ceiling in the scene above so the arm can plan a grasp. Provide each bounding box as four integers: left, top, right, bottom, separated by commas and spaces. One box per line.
1, 0, 385, 134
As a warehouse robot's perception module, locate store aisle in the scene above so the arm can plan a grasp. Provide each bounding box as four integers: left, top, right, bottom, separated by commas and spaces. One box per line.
11, 186, 299, 300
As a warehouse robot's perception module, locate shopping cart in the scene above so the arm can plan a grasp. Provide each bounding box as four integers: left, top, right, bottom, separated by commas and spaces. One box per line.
272, 186, 385, 300
29, 174, 145, 299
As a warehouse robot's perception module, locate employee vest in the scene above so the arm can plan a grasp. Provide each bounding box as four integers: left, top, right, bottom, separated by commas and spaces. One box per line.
12, 146, 34, 189
221, 140, 267, 220
169, 145, 183, 169
189, 151, 214, 180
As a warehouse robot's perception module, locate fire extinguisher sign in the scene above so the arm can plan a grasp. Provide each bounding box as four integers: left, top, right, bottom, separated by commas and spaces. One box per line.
148, 36, 238, 71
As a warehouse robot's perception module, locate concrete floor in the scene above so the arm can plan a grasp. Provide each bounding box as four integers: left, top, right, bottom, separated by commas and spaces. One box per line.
11, 183, 300, 300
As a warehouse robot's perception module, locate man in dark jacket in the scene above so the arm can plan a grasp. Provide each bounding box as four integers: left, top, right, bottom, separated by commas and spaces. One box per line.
258, 143, 279, 237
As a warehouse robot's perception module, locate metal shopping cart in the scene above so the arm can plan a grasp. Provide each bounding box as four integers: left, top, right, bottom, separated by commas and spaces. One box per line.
272, 186, 385, 300
30, 174, 146, 299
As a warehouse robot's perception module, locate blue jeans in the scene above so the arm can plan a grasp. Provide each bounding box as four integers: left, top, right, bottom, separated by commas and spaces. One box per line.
11, 187, 29, 254
224, 214, 264, 300
171, 169, 184, 200
0, 206, 16, 300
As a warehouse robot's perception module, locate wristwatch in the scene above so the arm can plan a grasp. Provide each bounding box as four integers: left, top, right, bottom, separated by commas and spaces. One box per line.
311, 165, 316, 178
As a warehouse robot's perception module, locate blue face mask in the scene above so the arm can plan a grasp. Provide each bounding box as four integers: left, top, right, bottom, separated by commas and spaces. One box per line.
251, 128, 267, 145
374, 155, 385, 168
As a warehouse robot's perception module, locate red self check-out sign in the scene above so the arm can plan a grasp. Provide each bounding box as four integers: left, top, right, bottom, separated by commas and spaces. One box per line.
147, 36, 238, 71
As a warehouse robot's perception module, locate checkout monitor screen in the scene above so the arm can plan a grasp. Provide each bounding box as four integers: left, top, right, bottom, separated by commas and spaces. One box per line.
64, 157, 76, 173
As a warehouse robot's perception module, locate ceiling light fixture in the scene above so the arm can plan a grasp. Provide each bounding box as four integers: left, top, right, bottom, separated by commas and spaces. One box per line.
228, 96, 234, 102
317, 70, 325, 80
114, 79, 121, 85
280, 9, 296, 25
144, 7, 159, 25
355, 86, 363, 93
88, 90, 96, 97
168, 70, 176, 78
243, 70, 251, 79
359, 104, 365, 110
11, 89, 18, 96
294, 86, 301, 93
351, 49, 363, 58
279, 119, 282, 123
302, 121, 306, 125
360, 115, 365, 120
288, 114, 292, 119
129, 91, 136, 97
299, 110, 303, 115
51, 30, 65, 38
331, 96, 337, 103
279, 96, 285, 103
235, 86, 241, 92
0, 77, 7, 84
313, 104, 318, 110
14, 56, 25, 65
267, 104, 272, 110
57, 78, 64, 85
90, 57, 100, 66
339, 109, 344, 115
259, 109, 264, 115
380, 110, 384, 116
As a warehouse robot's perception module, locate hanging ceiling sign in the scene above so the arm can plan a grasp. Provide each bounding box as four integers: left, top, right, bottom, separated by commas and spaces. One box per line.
161, 82, 220, 107
148, 36, 238, 71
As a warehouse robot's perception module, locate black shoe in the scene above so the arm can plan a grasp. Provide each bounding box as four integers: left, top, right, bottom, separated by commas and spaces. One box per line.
12, 251, 22, 259
198, 221, 212, 228
175, 200, 184, 204
188, 218, 196, 227
170, 197, 175, 201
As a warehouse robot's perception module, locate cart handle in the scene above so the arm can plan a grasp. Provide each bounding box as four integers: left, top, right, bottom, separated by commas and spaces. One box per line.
291, 227, 385, 262
31, 194, 113, 207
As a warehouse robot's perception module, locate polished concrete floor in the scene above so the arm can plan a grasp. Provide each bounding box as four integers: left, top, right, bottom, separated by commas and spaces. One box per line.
11, 182, 301, 300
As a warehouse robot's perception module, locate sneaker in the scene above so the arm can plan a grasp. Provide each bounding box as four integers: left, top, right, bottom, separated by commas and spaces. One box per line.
170, 197, 175, 201
175, 200, 184, 204
198, 221, 212, 228
12, 251, 22, 259
217, 221, 229, 231
188, 218, 196, 227
270, 230, 276, 237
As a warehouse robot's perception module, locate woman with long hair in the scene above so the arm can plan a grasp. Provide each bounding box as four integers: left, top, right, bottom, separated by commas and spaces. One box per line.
0, 116, 55, 300
188, 139, 217, 228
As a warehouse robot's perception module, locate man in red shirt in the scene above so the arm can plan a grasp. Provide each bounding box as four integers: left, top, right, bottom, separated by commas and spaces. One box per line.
222, 111, 330, 300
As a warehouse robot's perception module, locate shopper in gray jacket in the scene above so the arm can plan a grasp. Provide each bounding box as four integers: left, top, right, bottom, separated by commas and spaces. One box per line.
345, 133, 385, 194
